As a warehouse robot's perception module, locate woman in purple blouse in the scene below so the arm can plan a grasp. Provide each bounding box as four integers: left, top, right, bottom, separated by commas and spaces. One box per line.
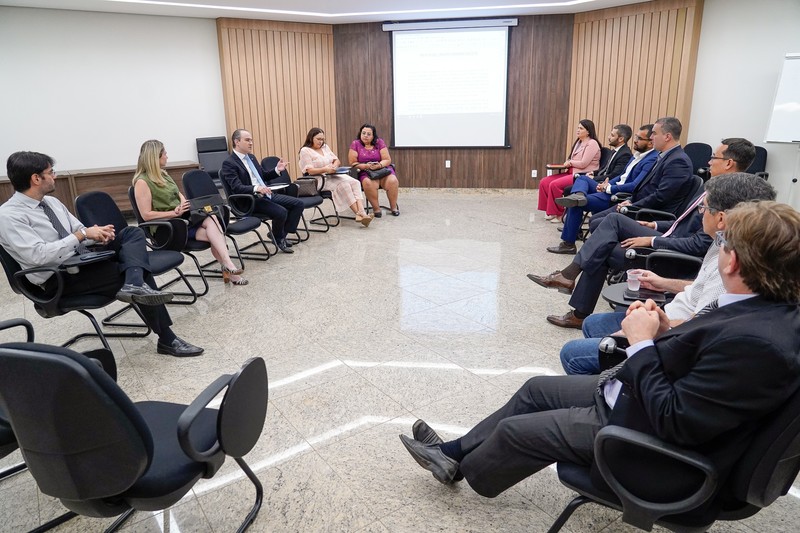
348, 123, 400, 217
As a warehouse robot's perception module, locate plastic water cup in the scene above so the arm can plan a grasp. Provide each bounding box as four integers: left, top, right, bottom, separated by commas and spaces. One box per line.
626, 269, 642, 291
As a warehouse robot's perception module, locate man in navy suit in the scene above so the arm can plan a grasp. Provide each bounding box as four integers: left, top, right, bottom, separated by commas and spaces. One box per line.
220, 129, 304, 253
400, 200, 800, 501
547, 124, 657, 255
528, 137, 756, 329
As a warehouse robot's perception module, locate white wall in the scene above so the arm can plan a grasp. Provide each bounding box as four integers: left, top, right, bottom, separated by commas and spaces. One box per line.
0, 7, 225, 171
689, 0, 800, 209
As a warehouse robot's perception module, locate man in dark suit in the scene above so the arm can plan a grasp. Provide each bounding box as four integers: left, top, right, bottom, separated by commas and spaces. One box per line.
220, 129, 304, 253
588, 116, 694, 231
589, 124, 633, 184
547, 124, 656, 254
400, 200, 800, 499
529, 138, 757, 329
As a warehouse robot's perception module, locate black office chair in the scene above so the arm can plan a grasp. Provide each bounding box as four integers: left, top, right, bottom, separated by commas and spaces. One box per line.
618, 175, 704, 223
549, 383, 800, 532
196, 136, 230, 188
683, 143, 713, 175
0, 244, 151, 352
0, 343, 268, 532
183, 170, 273, 266
76, 191, 197, 306
261, 156, 326, 240
128, 186, 218, 295
746, 146, 769, 181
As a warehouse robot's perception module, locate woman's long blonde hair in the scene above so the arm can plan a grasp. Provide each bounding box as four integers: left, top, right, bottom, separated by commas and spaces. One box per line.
133, 139, 170, 187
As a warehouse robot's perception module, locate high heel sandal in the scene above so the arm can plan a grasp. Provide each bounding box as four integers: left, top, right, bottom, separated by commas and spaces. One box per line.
221, 265, 245, 284
355, 213, 373, 227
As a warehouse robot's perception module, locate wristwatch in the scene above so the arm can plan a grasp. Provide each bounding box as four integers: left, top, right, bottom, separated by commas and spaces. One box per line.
79, 228, 88, 241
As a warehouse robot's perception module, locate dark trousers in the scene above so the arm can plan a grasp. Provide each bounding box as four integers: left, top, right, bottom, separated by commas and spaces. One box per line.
562, 175, 613, 243
459, 375, 609, 498
43, 227, 172, 338
568, 213, 661, 315
253, 193, 305, 241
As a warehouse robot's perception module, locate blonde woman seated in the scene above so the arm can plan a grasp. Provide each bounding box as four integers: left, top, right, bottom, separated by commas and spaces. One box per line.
348, 123, 400, 217
299, 127, 373, 227
132, 139, 248, 285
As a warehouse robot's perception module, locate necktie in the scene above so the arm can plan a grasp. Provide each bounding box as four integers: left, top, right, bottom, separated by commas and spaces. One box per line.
662, 192, 706, 238
243, 156, 271, 198
40, 200, 89, 254
693, 298, 719, 317
601, 149, 616, 175
597, 361, 626, 394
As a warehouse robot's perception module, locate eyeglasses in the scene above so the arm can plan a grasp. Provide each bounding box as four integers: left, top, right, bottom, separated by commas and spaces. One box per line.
709, 156, 731, 162
714, 230, 728, 248
697, 203, 719, 214
38, 168, 56, 177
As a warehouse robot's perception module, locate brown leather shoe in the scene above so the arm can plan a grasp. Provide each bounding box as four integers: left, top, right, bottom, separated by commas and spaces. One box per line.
546, 310, 584, 329
546, 241, 577, 255
527, 271, 575, 294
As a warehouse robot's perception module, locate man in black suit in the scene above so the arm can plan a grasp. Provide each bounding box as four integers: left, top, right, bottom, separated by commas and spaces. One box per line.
588, 116, 693, 230
400, 200, 800, 499
588, 124, 633, 184
220, 129, 304, 253
528, 137, 756, 329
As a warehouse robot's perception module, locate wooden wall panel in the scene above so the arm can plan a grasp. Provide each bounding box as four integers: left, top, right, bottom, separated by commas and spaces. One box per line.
567, 0, 704, 149
333, 16, 574, 189
217, 19, 338, 169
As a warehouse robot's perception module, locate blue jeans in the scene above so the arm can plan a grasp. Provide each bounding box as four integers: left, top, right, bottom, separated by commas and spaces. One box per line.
559, 311, 626, 375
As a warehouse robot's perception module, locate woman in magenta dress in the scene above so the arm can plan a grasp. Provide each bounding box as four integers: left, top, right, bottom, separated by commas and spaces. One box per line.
537, 119, 601, 221
348, 123, 400, 217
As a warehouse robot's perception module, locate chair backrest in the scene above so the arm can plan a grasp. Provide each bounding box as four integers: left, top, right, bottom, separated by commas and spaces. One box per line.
260, 156, 292, 185
0, 342, 153, 500
683, 143, 713, 175
0, 245, 24, 296
218, 357, 269, 458
598, 147, 613, 171
746, 146, 768, 175
183, 169, 221, 199
674, 175, 704, 216
727, 383, 800, 508
75, 191, 129, 234
196, 137, 229, 185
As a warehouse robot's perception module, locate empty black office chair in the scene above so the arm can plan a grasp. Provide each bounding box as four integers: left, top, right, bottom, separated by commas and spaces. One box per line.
76, 191, 197, 306
0, 318, 32, 484
261, 156, 326, 240
196, 136, 230, 188
128, 186, 217, 295
183, 170, 272, 266
549, 383, 800, 532
746, 146, 769, 180
0, 244, 150, 352
683, 143, 713, 175
0, 343, 268, 532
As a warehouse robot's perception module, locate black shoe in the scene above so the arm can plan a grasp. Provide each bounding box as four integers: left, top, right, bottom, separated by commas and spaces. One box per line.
546, 241, 577, 255
555, 193, 588, 208
399, 434, 460, 484
277, 239, 295, 254
373, 210, 382, 218
157, 337, 204, 357
117, 284, 174, 306
412, 419, 443, 445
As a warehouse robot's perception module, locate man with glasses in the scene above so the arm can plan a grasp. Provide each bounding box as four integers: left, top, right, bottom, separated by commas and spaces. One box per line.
400, 199, 800, 502
546, 124, 657, 255
0, 151, 204, 357
528, 137, 756, 329
559, 172, 776, 375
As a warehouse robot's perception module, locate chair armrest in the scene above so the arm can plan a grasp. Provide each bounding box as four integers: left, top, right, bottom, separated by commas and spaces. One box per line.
137, 220, 176, 250
13, 266, 63, 306
610, 192, 632, 204
645, 250, 703, 280
177, 373, 233, 463
595, 425, 719, 531
634, 208, 676, 223
228, 193, 256, 218
0, 318, 34, 341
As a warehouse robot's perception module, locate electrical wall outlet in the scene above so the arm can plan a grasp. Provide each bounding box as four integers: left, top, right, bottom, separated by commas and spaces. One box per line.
531, 169, 537, 178
445, 160, 451, 168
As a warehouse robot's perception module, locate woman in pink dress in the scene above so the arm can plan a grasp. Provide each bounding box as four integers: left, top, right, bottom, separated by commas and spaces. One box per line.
537, 119, 601, 221
299, 127, 373, 227
348, 123, 400, 217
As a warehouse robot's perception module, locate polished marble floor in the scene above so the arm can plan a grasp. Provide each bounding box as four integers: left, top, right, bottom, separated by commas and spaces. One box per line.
0, 189, 798, 532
